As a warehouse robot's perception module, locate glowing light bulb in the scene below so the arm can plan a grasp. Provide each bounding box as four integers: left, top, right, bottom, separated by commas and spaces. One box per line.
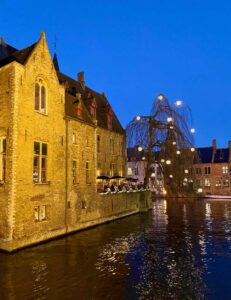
161, 159, 165, 163
197, 188, 203, 193
169, 174, 173, 178
142, 156, 146, 160
190, 128, 195, 133
136, 116, 141, 121
185, 169, 189, 174
151, 173, 155, 177
172, 141, 176, 145
176, 150, 181, 155
184, 178, 188, 182
191, 147, 195, 152
167, 117, 173, 123
166, 160, 171, 165
158, 95, 164, 100
170, 126, 174, 129
175, 100, 182, 107
138, 146, 143, 152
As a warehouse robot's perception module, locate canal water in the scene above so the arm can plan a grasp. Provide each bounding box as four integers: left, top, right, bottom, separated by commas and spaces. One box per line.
0, 198, 231, 300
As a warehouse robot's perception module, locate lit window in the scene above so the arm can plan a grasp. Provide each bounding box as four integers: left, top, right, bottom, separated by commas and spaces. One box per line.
0, 137, 6, 183
33, 142, 47, 183
205, 167, 211, 175
127, 167, 132, 175
72, 132, 76, 144
40, 205, 46, 220
223, 179, 229, 187
97, 162, 101, 176
86, 162, 90, 184
72, 160, 77, 184
222, 166, 229, 174
34, 81, 47, 114
110, 163, 115, 177
205, 178, 210, 187
215, 180, 222, 187
34, 206, 39, 222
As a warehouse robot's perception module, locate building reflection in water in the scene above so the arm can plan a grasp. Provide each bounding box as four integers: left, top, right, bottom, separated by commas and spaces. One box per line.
0, 199, 231, 299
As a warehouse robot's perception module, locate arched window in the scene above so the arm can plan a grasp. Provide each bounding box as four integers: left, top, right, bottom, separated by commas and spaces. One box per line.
35, 81, 47, 114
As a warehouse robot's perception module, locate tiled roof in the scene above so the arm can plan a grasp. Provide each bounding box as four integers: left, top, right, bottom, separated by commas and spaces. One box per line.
57, 71, 124, 134
214, 148, 229, 163
196, 147, 213, 164
0, 42, 36, 67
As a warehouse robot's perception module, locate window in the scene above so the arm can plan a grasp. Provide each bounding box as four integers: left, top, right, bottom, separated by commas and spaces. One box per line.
97, 162, 101, 176
223, 179, 229, 187
215, 180, 221, 187
127, 167, 132, 175
86, 162, 90, 184
72, 160, 77, 184
34, 205, 46, 222
196, 167, 201, 175
97, 135, 100, 153
222, 166, 229, 174
33, 142, 47, 183
86, 136, 89, 147
135, 167, 139, 175
205, 178, 210, 187
119, 137, 123, 156
72, 132, 76, 144
0, 137, 6, 183
35, 81, 47, 114
205, 167, 211, 175
90, 101, 97, 119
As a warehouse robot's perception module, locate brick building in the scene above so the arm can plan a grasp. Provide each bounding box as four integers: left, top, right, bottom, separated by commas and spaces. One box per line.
0, 32, 127, 250
194, 139, 231, 196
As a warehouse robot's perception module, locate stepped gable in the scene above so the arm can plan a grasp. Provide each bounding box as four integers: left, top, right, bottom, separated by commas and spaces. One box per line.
57, 71, 124, 133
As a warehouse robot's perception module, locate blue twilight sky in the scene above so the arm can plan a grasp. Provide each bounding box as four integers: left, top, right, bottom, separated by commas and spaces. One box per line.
1, 0, 231, 147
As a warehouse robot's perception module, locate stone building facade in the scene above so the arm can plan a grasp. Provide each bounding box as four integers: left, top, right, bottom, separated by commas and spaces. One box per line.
194, 139, 231, 196
0, 33, 146, 252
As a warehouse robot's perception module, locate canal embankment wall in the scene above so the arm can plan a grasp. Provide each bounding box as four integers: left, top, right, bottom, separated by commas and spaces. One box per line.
0, 191, 151, 252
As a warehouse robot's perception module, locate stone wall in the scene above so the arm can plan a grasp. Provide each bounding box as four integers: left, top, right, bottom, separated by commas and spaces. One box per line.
0, 191, 151, 252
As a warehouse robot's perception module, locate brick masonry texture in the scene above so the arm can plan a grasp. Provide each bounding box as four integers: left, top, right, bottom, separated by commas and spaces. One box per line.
0, 34, 151, 252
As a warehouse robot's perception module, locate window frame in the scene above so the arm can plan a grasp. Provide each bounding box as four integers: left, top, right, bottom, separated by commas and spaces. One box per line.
34, 80, 47, 115
33, 142, 48, 184
0, 137, 6, 183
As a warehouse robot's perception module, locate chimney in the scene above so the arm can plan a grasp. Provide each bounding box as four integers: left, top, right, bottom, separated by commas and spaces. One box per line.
1, 37, 6, 46
212, 139, 217, 163
77, 72, 85, 89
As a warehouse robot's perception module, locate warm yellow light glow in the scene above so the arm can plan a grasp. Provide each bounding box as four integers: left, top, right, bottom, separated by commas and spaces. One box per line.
170, 126, 174, 129
191, 147, 195, 152
136, 116, 141, 121
163, 190, 167, 195
176, 150, 181, 155
158, 95, 164, 100
138, 146, 143, 152
166, 160, 171, 165
151, 173, 155, 177
161, 159, 165, 163
185, 169, 189, 174
190, 128, 195, 133
169, 174, 173, 178
167, 117, 173, 123
175, 100, 182, 107
142, 156, 146, 160
198, 188, 203, 193
172, 141, 176, 145
184, 178, 188, 182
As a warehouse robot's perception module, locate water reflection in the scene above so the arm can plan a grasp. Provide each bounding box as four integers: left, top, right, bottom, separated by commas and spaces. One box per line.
0, 199, 231, 299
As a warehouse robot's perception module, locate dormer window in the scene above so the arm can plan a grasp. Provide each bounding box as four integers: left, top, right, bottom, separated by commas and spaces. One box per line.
107, 109, 113, 130
90, 100, 97, 119
74, 103, 82, 118
35, 80, 47, 114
